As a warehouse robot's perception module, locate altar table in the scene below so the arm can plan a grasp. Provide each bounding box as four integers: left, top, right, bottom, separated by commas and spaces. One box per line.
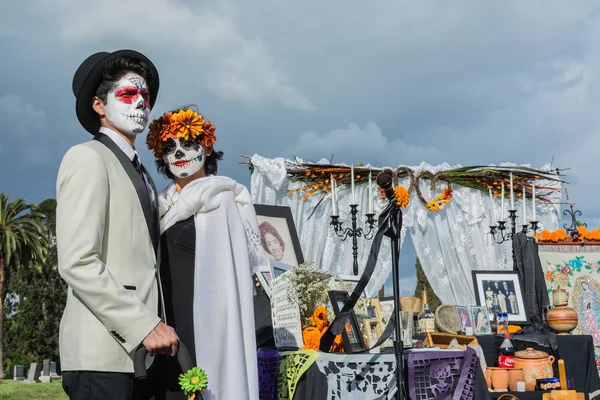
258, 334, 600, 400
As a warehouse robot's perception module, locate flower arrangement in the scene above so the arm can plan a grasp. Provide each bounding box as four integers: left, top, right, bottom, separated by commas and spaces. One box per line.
146, 108, 216, 159
536, 226, 600, 243
425, 186, 453, 212
302, 306, 344, 352
178, 367, 208, 399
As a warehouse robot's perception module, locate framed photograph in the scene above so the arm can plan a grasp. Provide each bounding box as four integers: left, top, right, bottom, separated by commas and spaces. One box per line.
254, 265, 272, 298
328, 290, 367, 353
255, 204, 304, 268
470, 306, 491, 335
455, 305, 472, 333
472, 270, 529, 324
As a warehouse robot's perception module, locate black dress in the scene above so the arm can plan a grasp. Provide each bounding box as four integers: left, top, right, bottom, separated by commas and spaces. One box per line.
150, 217, 196, 400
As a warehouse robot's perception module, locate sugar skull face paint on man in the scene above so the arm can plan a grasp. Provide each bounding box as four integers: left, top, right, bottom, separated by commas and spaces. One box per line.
163, 138, 206, 178
103, 74, 151, 135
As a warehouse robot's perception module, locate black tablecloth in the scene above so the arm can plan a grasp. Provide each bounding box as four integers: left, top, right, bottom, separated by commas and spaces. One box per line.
478, 334, 600, 399
291, 335, 599, 399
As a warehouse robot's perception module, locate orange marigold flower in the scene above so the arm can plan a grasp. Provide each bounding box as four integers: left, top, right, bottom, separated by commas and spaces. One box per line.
394, 186, 410, 208
302, 327, 322, 351
171, 109, 204, 140
550, 231, 560, 242
541, 230, 551, 241
578, 225, 588, 234
556, 229, 567, 241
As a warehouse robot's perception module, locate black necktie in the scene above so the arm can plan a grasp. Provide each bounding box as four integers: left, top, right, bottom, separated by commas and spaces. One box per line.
132, 155, 155, 213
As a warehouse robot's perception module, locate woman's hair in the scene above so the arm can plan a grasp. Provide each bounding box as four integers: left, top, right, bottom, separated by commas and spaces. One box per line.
259, 221, 285, 254
155, 104, 223, 179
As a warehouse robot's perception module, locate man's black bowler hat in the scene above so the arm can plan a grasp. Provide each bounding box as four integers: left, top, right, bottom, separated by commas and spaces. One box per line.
72, 50, 160, 134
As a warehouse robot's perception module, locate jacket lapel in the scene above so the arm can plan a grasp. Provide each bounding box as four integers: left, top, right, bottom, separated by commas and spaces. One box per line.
93, 133, 158, 253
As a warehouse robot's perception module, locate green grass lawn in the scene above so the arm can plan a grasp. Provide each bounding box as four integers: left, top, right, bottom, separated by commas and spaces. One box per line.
0, 380, 67, 400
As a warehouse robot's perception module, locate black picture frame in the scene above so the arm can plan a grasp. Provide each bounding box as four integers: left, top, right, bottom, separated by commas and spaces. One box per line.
328, 290, 367, 353
254, 204, 304, 267
472, 270, 529, 325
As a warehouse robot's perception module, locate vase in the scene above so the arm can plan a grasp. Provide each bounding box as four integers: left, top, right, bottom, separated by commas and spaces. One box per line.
547, 289, 578, 335
514, 348, 555, 391
490, 368, 509, 391
508, 368, 525, 391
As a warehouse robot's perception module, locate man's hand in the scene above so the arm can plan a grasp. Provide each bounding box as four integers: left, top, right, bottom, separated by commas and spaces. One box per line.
142, 322, 179, 357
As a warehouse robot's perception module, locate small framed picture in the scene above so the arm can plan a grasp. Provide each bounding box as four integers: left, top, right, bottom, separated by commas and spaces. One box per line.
455, 305, 473, 333
269, 259, 291, 280
470, 306, 491, 335
254, 265, 272, 298
328, 290, 367, 354
472, 270, 529, 324
255, 204, 304, 268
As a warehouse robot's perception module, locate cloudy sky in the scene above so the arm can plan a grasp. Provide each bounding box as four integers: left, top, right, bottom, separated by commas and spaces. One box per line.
2, 1, 599, 296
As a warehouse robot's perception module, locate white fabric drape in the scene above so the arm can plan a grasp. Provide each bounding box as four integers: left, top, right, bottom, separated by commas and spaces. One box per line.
250, 155, 563, 303
159, 175, 262, 400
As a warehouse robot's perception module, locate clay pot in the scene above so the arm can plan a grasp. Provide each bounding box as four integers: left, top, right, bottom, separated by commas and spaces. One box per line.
514, 348, 555, 391
485, 368, 492, 389
552, 289, 568, 307
546, 306, 578, 335
508, 368, 525, 391
490, 368, 509, 391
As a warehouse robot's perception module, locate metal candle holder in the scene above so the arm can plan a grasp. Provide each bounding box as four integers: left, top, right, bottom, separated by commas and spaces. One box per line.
489, 209, 539, 268
331, 205, 377, 275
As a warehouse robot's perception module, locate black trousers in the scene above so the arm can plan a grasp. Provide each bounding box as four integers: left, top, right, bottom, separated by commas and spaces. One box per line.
62, 370, 153, 400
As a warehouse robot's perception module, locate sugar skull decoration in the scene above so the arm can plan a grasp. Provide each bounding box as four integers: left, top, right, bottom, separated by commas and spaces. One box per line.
146, 108, 216, 178
104, 74, 151, 135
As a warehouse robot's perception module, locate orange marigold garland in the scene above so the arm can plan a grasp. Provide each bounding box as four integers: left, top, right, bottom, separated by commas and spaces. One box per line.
302, 306, 344, 352
536, 226, 600, 242
146, 108, 216, 159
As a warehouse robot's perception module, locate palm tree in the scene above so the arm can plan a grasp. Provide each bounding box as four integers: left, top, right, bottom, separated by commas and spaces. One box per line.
0, 194, 48, 378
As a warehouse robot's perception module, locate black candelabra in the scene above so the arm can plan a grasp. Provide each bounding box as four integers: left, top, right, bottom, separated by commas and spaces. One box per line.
489, 210, 539, 268
331, 205, 377, 275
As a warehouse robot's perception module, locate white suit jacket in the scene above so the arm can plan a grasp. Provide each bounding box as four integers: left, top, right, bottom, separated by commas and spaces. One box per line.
56, 132, 162, 373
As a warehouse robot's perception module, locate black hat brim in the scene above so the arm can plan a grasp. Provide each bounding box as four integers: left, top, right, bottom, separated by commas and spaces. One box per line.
73, 50, 160, 135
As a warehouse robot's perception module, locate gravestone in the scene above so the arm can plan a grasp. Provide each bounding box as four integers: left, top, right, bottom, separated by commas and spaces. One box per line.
12, 364, 24, 381
42, 359, 51, 377
23, 362, 42, 384
50, 361, 61, 380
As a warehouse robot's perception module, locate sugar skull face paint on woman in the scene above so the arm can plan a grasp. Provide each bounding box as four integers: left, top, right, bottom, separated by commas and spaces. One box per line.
103, 74, 151, 135
163, 138, 206, 178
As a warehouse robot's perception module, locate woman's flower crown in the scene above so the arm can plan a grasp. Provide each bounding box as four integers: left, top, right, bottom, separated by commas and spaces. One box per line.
146, 108, 216, 159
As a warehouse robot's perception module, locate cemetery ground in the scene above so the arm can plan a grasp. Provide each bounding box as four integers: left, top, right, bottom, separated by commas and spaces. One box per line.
0, 380, 67, 399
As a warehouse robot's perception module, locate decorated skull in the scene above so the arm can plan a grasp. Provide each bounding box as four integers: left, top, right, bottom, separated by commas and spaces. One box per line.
162, 137, 206, 178
103, 74, 150, 135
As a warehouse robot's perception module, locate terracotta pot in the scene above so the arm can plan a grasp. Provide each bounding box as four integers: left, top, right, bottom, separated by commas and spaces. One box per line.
552, 289, 568, 307
485, 368, 492, 389
490, 368, 509, 391
546, 305, 578, 335
514, 348, 555, 391
508, 368, 525, 391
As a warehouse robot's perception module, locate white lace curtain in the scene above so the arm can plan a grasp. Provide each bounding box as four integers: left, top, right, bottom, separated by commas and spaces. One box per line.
249, 155, 562, 303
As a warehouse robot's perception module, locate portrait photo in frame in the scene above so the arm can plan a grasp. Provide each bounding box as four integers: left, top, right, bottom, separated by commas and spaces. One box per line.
470, 306, 491, 335
455, 305, 473, 333
472, 270, 529, 325
254, 204, 304, 268
254, 265, 272, 298
328, 290, 367, 354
